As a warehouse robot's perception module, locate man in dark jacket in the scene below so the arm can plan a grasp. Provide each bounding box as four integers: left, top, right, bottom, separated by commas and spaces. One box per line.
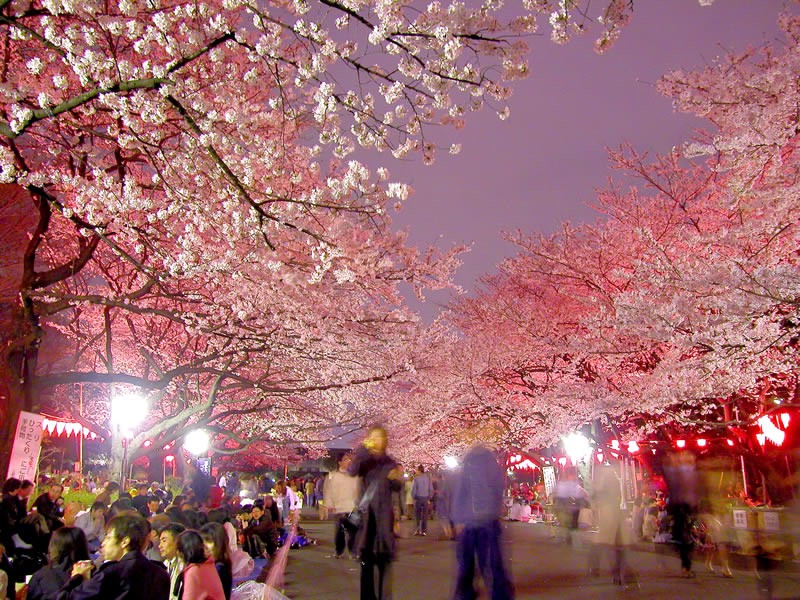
58, 513, 170, 599
348, 426, 403, 600
451, 445, 514, 600
242, 500, 278, 559
32, 483, 65, 534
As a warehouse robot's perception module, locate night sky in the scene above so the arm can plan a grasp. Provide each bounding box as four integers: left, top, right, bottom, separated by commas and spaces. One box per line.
384, 0, 790, 320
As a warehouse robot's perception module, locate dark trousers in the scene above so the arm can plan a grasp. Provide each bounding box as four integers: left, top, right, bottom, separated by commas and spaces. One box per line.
454, 521, 514, 600
335, 513, 358, 556
414, 498, 429, 533
360, 550, 393, 600
671, 503, 693, 571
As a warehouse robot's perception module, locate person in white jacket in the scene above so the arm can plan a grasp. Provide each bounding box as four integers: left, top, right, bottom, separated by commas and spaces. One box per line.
323, 455, 361, 558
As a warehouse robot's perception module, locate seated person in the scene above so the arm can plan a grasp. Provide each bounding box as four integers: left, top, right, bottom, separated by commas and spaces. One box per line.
138, 496, 161, 520
1, 478, 28, 553
59, 513, 170, 599
74, 502, 106, 553
27, 527, 90, 600
240, 501, 278, 559
32, 483, 65, 532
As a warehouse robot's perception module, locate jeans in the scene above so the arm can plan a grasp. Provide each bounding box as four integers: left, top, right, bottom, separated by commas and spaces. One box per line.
414, 498, 429, 533
335, 513, 358, 556
453, 521, 514, 600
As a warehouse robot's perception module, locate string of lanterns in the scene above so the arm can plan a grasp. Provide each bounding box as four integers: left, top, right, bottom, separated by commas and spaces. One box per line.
41, 416, 101, 440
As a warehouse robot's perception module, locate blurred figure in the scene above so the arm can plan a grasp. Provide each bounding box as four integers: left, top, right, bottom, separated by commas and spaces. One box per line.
589, 463, 632, 586
27, 527, 90, 600
663, 451, 699, 578
451, 445, 514, 600
323, 454, 360, 559
348, 426, 403, 600
552, 470, 589, 546
437, 471, 455, 540
403, 477, 414, 521
698, 498, 733, 578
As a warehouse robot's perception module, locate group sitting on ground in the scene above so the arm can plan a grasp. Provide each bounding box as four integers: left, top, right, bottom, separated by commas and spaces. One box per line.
0, 471, 316, 600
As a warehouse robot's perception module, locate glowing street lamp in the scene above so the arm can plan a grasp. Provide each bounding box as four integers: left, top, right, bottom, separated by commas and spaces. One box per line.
111, 392, 148, 438
184, 429, 211, 456
562, 432, 591, 464
111, 391, 147, 489
443, 456, 459, 469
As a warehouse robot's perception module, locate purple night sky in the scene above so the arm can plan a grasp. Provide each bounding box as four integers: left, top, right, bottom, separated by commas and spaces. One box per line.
384, 0, 790, 320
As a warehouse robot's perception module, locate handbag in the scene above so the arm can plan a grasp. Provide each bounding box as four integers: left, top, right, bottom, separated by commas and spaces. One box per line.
346, 478, 379, 527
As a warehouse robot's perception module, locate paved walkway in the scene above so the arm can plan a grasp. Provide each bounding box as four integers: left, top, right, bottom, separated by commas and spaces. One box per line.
279, 515, 800, 599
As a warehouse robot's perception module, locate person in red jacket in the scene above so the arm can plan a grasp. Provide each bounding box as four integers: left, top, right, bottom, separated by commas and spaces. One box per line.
174, 530, 225, 600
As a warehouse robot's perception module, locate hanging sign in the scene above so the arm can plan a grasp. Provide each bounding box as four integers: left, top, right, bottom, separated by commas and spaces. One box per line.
7, 411, 45, 481
543, 465, 556, 499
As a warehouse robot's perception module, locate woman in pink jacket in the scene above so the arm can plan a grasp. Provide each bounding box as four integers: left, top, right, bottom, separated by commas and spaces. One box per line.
175, 529, 226, 600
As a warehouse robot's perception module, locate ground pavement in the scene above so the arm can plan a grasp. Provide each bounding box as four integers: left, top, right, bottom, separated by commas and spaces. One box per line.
278, 513, 800, 600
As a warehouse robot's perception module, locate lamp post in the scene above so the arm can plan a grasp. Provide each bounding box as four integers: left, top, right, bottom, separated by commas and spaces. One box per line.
110, 391, 147, 491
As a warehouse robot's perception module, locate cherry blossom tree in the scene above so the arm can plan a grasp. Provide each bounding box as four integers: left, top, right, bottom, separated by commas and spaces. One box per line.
1, 0, 646, 474
442, 11, 800, 452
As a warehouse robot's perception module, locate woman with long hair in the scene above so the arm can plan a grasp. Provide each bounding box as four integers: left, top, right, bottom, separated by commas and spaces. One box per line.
175, 529, 225, 600
199, 523, 232, 600
27, 527, 90, 600
205, 509, 252, 580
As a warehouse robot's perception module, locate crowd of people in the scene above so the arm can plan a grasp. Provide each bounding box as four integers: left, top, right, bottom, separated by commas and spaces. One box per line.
6, 441, 769, 599
0, 466, 320, 600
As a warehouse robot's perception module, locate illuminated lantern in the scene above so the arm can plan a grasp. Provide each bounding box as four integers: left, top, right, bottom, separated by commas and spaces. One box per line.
756, 433, 766, 446
627, 441, 640, 454
676, 439, 686, 449
757, 416, 786, 446
726, 439, 734, 447
781, 413, 791, 428
596, 451, 605, 463
558, 457, 567, 467
696, 439, 707, 448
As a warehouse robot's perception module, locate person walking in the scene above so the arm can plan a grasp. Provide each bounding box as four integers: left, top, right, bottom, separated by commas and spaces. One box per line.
323, 454, 361, 559
589, 462, 632, 586
348, 426, 403, 600
411, 466, 432, 536
663, 450, 699, 579
451, 445, 514, 600
552, 470, 588, 546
